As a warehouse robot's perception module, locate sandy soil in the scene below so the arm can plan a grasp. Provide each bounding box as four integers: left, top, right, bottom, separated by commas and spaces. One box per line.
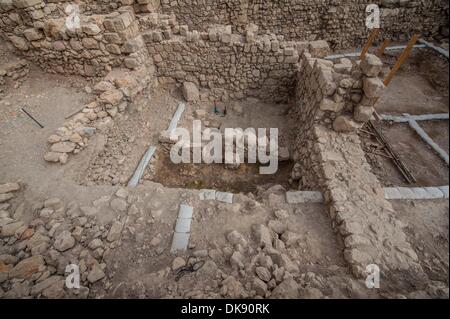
391, 199, 449, 286
377, 49, 449, 115
361, 121, 449, 187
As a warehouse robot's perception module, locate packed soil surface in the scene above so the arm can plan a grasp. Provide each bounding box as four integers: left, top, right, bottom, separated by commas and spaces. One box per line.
377, 49, 449, 115
148, 98, 298, 193
361, 48, 449, 187
151, 151, 294, 193
391, 199, 449, 287
360, 121, 449, 187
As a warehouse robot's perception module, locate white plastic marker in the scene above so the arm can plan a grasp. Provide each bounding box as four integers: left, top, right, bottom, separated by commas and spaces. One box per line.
286, 191, 324, 204
407, 117, 449, 166
128, 146, 156, 187
384, 186, 449, 200
381, 113, 449, 123
168, 103, 186, 133
418, 39, 449, 59
128, 103, 186, 187
171, 203, 193, 253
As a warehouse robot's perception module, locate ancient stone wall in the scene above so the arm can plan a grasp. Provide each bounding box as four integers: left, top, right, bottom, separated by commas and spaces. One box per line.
291, 50, 386, 189
0, 2, 151, 77
308, 125, 424, 281
144, 24, 306, 102
160, 0, 449, 49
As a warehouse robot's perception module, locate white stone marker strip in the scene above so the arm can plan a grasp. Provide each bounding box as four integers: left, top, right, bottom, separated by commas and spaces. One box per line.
167, 102, 186, 133
178, 204, 193, 219
439, 186, 449, 198
216, 191, 233, 204
286, 191, 324, 204
128, 146, 156, 188
418, 39, 449, 59
325, 44, 426, 60
407, 118, 449, 166
175, 218, 192, 233
384, 186, 449, 200
170, 203, 193, 254
384, 187, 402, 200
199, 189, 217, 201
381, 113, 449, 123
170, 232, 190, 254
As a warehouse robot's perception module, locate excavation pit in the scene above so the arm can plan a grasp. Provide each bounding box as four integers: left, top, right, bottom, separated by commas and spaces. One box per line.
143, 98, 299, 193
148, 151, 295, 194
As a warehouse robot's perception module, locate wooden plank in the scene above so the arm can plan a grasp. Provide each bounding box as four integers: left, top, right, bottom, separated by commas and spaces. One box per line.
376, 39, 391, 57
360, 28, 380, 60
383, 34, 419, 86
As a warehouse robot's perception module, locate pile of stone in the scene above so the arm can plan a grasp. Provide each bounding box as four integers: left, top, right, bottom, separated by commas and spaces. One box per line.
0, 183, 133, 298
144, 21, 307, 102
44, 65, 152, 164
294, 51, 385, 134
0, 2, 150, 76
0, 59, 29, 90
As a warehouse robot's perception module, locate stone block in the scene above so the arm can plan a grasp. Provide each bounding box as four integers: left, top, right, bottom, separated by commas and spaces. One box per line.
13, 0, 42, 9
182, 82, 199, 102
286, 191, 324, 204
353, 105, 374, 123
23, 28, 42, 41
308, 40, 330, 58
216, 192, 233, 204
333, 115, 361, 132
363, 77, 385, 98
361, 53, 383, 77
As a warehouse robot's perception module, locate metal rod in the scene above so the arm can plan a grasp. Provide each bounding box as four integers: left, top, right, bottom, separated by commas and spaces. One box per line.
65, 106, 86, 119
21, 107, 44, 128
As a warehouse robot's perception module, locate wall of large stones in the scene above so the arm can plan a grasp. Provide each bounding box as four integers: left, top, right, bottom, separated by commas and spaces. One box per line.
145, 28, 303, 102
160, 0, 449, 49
290, 51, 386, 189
0, 1, 147, 77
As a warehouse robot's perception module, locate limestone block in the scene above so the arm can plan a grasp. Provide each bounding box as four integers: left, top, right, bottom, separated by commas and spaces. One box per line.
182, 82, 199, 102
363, 77, 385, 98
353, 105, 374, 123
361, 53, 383, 77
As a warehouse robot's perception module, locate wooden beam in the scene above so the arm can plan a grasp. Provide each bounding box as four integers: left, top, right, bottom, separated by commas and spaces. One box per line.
376, 39, 391, 57
383, 34, 419, 86
360, 28, 380, 60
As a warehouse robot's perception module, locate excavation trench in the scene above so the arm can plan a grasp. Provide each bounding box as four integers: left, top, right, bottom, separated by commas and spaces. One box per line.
143, 98, 299, 194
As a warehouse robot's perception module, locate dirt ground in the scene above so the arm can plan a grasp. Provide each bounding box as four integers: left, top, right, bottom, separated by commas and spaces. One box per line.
81, 85, 300, 193
361, 120, 449, 187
361, 48, 449, 187
391, 199, 449, 287
377, 49, 449, 115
